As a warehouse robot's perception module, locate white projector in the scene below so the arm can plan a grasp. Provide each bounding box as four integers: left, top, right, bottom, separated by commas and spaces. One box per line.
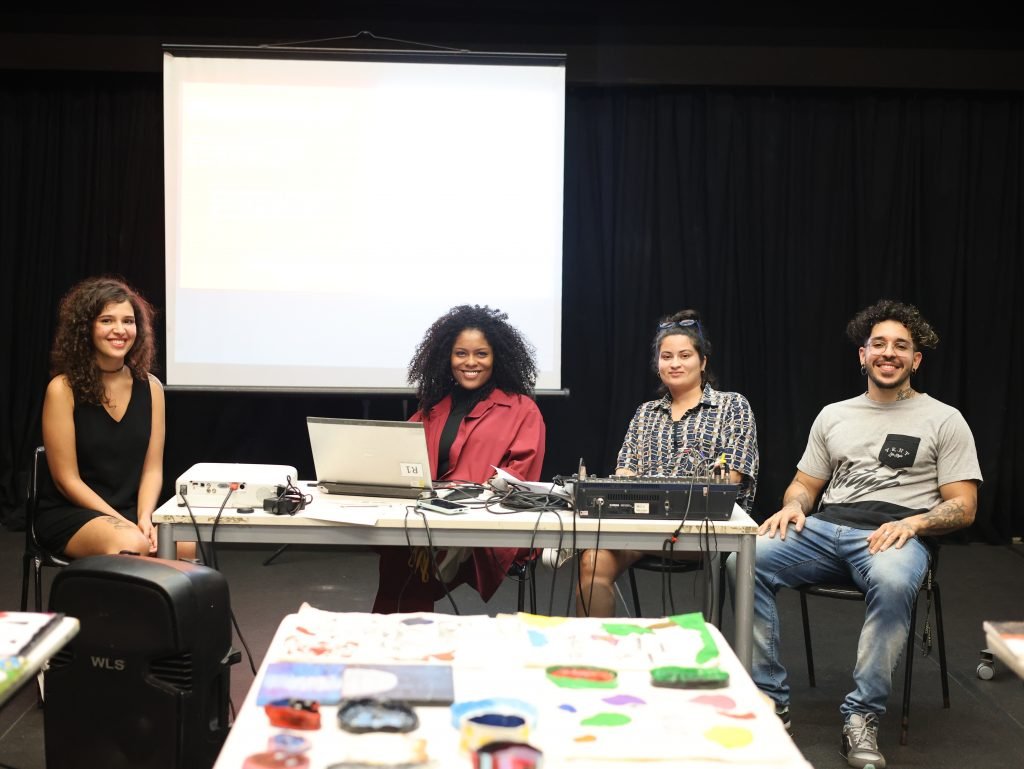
175, 463, 299, 509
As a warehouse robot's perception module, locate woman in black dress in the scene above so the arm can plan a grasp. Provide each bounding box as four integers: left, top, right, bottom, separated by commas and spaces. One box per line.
37, 276, 166, 558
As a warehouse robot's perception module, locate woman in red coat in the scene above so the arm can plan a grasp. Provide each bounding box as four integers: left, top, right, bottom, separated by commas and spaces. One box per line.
372, 305, 546, 612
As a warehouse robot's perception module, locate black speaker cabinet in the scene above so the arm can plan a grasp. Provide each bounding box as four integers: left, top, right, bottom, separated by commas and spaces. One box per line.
45, 555, 235, 769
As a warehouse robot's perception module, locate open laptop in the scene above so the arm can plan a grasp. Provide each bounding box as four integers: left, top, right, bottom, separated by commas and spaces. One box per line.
306, 417, 433, 499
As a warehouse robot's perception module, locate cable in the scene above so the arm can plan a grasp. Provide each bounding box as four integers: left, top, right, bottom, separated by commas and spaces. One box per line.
400, 505, 461, 615
535, 510, 566, 616
576, 497, 605, 617
263, 476, 312, 516
481, 507, 567, 616
397, 480, 572, 615
207, 485, 236, 570
230, 610, 258, 675
178, 493, 212, 567
175, 490, 258, 677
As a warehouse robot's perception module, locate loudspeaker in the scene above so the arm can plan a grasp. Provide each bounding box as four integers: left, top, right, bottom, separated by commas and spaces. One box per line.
45, 555, 236, 769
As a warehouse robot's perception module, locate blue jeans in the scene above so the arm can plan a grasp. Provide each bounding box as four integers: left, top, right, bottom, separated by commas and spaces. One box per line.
732, 517, 929, 719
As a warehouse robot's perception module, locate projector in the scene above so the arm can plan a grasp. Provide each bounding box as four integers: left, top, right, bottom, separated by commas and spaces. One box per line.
175, 463, 299, 509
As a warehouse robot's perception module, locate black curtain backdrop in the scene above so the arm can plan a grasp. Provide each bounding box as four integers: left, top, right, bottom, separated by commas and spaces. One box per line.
2, 72, 1021, 542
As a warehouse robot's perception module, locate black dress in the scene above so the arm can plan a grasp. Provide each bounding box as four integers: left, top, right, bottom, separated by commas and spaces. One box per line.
35, 376, 153, 554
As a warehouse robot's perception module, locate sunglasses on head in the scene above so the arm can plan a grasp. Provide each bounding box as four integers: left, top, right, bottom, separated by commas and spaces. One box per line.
658, 319, 703, 337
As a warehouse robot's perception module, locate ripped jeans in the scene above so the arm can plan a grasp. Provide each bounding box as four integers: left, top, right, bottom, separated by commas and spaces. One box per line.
735, 516, 929, 718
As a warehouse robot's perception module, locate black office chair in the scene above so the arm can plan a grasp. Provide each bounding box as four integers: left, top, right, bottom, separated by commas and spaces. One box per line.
627, 554, 725, 622
20, 446, 70, 612
797, 543, 948, 745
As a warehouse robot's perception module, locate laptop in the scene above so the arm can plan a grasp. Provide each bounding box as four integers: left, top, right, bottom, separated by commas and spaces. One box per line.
306, 417, 433, 499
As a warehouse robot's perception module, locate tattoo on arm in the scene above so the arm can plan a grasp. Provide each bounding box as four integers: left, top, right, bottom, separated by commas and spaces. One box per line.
917, 498, 970, 534
787, 487, 812, 515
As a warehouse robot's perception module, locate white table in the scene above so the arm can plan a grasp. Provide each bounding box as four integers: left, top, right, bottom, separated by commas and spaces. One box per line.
153, 490, 758, 669
982, 621, 1024, 680
0, 614, 80, 709
212, 607, 810, 769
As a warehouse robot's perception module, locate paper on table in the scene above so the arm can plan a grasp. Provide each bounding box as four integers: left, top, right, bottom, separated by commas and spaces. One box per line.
492, 467, 572, 500
299, 507, 382, 525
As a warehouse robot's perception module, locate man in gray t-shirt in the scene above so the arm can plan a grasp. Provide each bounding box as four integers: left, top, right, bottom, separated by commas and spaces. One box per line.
747, 300, 981, 769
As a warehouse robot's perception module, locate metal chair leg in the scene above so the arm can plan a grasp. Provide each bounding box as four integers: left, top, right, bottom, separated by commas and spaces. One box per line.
800, 591, 817, 687
628, 568, 642, 617
900, 590, 920, 746
933, 582, 950, 708
262, 544, 290, 566
705, 554, 722, 625
528, 559, 538, 614
34, 560, 44, 612
20, 552, 32, 611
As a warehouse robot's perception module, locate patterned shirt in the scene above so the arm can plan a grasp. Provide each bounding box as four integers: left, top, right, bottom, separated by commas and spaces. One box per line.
615, 385, 760, 512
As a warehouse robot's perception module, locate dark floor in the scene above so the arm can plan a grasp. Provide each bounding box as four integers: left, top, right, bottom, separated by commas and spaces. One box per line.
2, 528, 1023, 769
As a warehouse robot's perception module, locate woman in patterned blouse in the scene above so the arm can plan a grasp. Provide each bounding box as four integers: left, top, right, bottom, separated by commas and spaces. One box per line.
576, 309, 759, 616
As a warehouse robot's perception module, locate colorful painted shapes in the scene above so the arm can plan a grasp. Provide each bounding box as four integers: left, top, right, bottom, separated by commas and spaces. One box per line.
602, 694, 645, 706
705, 725, 754, 748
669, 613, 720, 664
580, 712, 632, 727
546, 665, 618, 689
518, 614, 567, 628
650, 666, 729, 689
450, 698, 538, 730
601, 623, 652, 636
690, 694, 736, 710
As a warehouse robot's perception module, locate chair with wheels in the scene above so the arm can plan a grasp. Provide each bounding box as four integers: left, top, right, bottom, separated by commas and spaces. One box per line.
627, 554, 726, 622
797, 541, 948, 745
19, 446, 70, 612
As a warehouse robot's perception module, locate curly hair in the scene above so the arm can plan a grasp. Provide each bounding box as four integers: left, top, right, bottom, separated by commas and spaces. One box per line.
651, 308, 717, 391
408, 305, 538, 414
50, 276, 157, 405
845, 299, 939, 351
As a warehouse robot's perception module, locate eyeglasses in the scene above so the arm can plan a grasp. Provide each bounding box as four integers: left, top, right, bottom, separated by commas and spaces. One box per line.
866, 337, 913, 354
658, 319, 703, 337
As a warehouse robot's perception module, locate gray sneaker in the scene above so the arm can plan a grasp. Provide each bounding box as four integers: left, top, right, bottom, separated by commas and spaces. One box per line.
841, 713, 886, 769
775, 703, 792, 733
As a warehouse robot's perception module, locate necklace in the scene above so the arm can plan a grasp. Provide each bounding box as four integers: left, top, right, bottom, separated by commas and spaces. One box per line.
99, 364, 125, 374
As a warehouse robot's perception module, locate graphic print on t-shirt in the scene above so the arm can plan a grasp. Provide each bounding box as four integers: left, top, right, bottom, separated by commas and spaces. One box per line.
826, 460, 904, 502
878, 433, 920, 469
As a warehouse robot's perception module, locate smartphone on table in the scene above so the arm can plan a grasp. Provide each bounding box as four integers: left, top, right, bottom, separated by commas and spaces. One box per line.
415, 497, 470, 515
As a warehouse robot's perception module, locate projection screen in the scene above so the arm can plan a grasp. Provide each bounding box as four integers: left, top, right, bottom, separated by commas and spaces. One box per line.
163, 47, 565, 392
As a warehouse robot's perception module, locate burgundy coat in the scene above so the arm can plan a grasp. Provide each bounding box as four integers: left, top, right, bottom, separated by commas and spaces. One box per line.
373, 388, 546, 612
412, 388, 546, 484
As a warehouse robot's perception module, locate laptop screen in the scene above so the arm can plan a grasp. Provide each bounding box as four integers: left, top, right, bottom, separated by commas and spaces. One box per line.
306, 417, 433, 497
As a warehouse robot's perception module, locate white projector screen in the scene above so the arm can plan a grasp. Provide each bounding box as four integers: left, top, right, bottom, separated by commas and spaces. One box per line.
163, 48, 565, 392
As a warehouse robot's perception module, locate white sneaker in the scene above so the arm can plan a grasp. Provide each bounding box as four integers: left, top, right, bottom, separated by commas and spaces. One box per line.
541, 548, 576, 569
842, 713, 886, 769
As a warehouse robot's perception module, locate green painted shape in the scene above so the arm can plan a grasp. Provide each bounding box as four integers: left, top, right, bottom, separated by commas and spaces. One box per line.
580, 712, 632, 727
602, 623, 652, 636
650, 666, 729, 688
670, 612, 719, 664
